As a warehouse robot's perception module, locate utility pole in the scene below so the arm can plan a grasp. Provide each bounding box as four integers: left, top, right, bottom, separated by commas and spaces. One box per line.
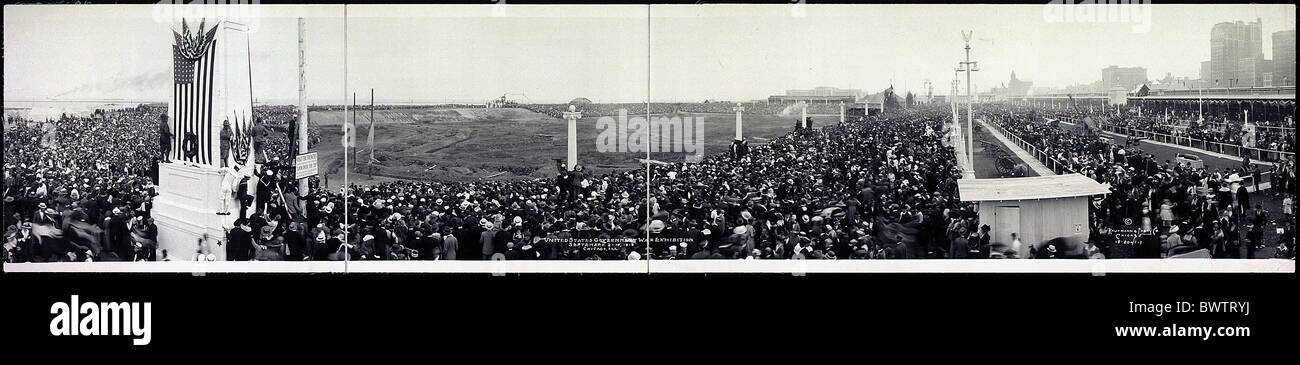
351, 92, 357, 168
368, 88, 374, 179
957, 30, 979, 168
296, 17, 308, 216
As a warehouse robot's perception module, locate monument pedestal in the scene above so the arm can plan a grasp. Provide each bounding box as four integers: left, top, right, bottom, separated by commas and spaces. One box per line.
153, 162, 239, 261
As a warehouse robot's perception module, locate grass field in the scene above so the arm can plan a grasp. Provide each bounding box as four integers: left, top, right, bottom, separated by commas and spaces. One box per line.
306, 107, 830, 186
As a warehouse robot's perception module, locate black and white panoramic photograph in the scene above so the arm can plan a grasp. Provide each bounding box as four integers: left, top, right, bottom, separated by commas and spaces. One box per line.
3, 2, 1296, 272
1, 1, 1295, 352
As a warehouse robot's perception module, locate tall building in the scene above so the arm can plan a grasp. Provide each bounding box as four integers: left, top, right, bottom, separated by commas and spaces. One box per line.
1101, 65, 1147, 92
991, 71, 1033, 98
1210, 18, 1264, 88
1200, 60, 1211, 81
1274, 30, 1296, 86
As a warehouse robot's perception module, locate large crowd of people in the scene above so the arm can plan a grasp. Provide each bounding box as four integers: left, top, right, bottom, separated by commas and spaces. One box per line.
219, 105, 974, 262
301, 166, 649, 261
1041, 100, 1296, 154
2, 105, 316, 262
984, 102, 1295, 259
6, 98, 1293, 262
4, 106, 164, 262
641, 107, 975, 260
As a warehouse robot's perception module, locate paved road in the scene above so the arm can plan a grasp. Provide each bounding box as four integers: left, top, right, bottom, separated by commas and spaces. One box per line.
971, 123, 1042, 179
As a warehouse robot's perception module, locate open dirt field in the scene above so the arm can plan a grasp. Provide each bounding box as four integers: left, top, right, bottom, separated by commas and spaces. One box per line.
647, 111, 839, 163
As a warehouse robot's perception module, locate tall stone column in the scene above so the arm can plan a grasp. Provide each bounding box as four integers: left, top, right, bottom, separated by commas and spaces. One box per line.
563, 104, 582, 171
801, 103, 808, 129
733, 103, 744, 140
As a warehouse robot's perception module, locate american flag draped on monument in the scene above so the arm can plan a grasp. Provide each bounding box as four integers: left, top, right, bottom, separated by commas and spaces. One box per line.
171, 19, 219, 164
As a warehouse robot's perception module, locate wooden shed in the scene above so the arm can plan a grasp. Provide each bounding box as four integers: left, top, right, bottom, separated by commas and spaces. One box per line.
957, 174, 1111, 258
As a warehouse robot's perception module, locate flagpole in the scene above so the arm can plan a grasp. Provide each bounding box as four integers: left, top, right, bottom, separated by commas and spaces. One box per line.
369, 88, 374, 179
352, 92, 357, 169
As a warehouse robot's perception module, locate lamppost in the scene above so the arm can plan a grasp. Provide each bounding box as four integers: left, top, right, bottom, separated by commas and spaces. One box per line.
957, 30, 979, 169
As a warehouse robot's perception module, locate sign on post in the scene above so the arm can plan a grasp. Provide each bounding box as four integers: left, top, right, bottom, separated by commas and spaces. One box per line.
295, 152, 318, 179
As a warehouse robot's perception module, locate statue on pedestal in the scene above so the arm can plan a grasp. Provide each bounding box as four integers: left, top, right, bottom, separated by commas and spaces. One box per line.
219, 120, 233, 168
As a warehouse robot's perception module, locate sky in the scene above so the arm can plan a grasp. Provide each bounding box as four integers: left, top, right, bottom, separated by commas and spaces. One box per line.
4, 4, 345, 104
4, 4, 1294, 104
649, 4, 1296, 102
345, 5, 648, 104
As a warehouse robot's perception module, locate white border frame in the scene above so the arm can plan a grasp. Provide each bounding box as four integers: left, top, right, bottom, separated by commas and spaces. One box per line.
4, 259, 1292, 274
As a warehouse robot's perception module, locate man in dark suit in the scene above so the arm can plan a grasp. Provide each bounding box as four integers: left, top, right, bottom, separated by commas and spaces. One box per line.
159, 114, 172, 162
108, 208, 130, 259
977, 224, 992, 259
227, 218, 253, 261
32, 204, 56, 225
283, 221, 307, 261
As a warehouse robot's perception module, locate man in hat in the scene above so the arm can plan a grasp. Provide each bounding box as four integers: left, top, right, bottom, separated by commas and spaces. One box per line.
256, 168, 278, 217
1235, 180, 1250, 220
253, 225, 284, 261
308, 229, 330, 261
2, 196, 16, 229
479, 220, 497, 260
159, 114, 172, 163
32, 203, 55, 225
1161, 225, 1183, 258
1245, 222, 1262, 259
284, 221, 307, 261
107, 206, 131, 259
252, 117, 269, 163
949, 226, 969, 259
219, 119, 233, 168
440, 226, 458, 260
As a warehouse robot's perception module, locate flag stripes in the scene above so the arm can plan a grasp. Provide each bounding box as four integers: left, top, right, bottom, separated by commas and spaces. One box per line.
171, 39, 217, 165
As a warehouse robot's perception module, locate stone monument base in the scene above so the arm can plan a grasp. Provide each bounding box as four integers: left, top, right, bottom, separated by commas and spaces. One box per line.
152, 162, 241, 261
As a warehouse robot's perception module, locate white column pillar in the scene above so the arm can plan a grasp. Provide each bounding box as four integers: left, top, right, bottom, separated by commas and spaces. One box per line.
733, 103, 744, 140
801, 104, 808, 128
563, 105, 582, 171
839, 102, 845, 124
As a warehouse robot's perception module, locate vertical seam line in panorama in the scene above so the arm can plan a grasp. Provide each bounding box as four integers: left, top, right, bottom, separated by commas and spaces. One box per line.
343, 4, 350, 275
645, 4, 652, 274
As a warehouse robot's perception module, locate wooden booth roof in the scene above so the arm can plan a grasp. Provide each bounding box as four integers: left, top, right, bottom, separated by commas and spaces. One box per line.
958, 173, 1111, 202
